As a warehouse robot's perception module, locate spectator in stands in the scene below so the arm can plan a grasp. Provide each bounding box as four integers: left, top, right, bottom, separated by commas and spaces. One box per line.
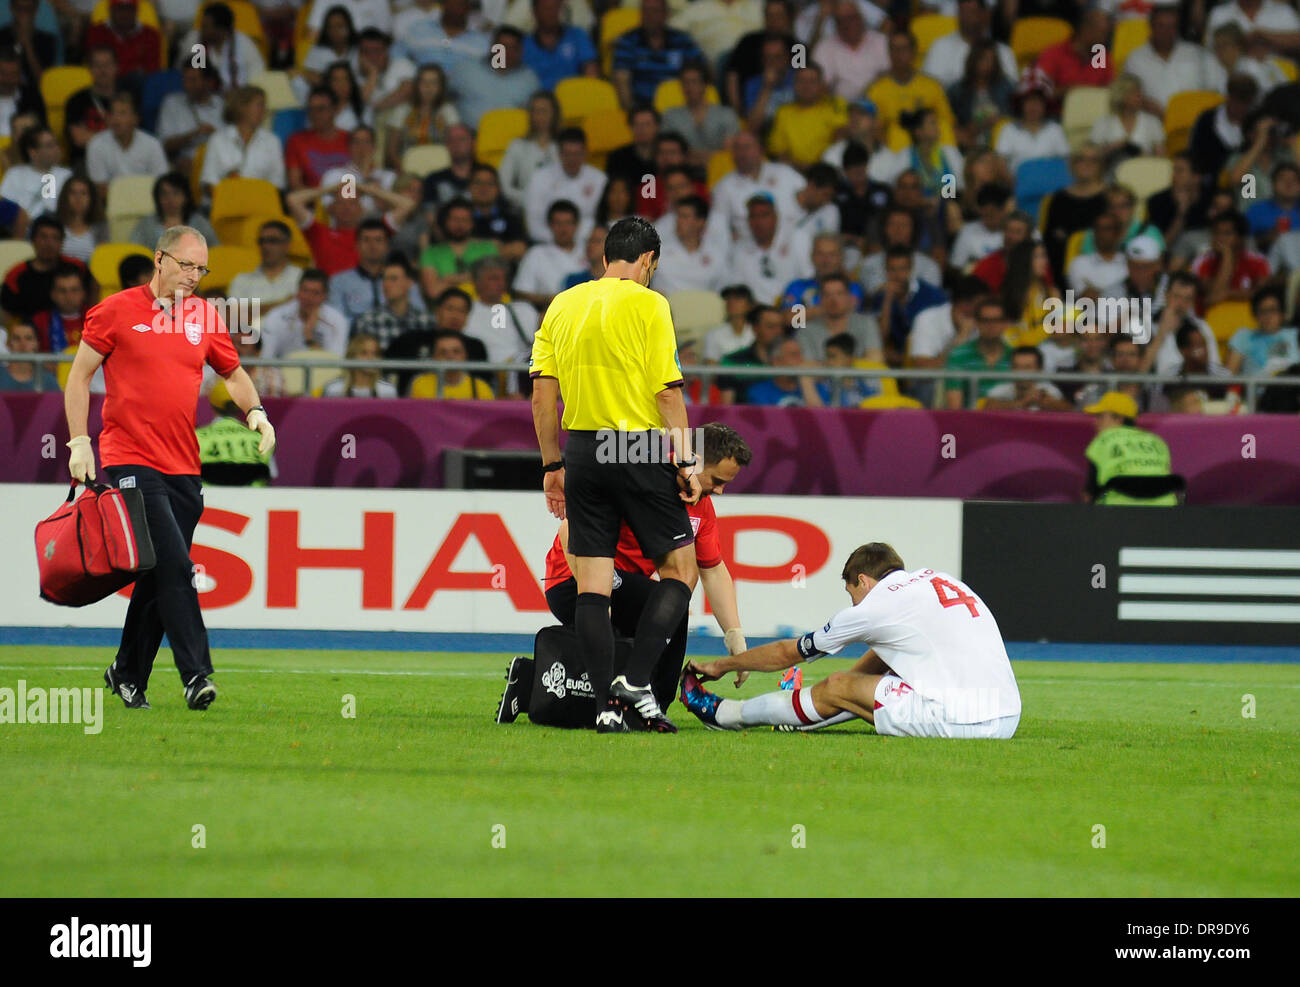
0, 322, 57, 391
672, 0, 764, 69
514, 199, 585, 311
1207, 22, 1288, 96
1229, 117, 1297, 212
781, 232, 864, 317
1007, 241, 1064, 356
452, 26, 540, 130
320, 332, 398, 398
994, 71, 1069, 172
888, 168, 949, 258
287, 179, 419, 276
1204, 0, 1300, 50
945, 295, 1013, 409
1078, 335, 1152, 414
733, 193, 812, 304
499, 90, 560, 212
1168, 187, 1237, 271
324, 61, 371, 131
31, 264, 87, 355
654, 195, 728, 294
1143, 270, 1223, 374
65, 46, 121, 164
596, 174, 637, 227
605, 105, 660, 188
767, 64, 847, 169
0, 0, 54, 91
177, 2, 265, 90
823, 99, 880, 168
353, 254, 438, 348
564, 224, 608, 289
117, 254, 153, 289
419, 198, 498, 299
1122, 234, 1167, 311
1228, 285, 1300, 375
703, 284, 756, 363
867, 30, 958, 151
1069, 212, 1130, 299
1054, 324, 1107, 402
612, 0, 704, 110
386, 287, 483, 394
356, 28, 414, 121
971, 209, 1034, 292
815, 332, 885, 407
983, 345, 1071, 410
86, 0, 162, 81
320, 125, 396, 213
53, 177, 105, 265
910, 274, 986, 409
157, 65, 223, 177
522, 127, 605, 243
1188, 72, 1258, 181
229, 219, 302, 308
811, 1, 888, 102
1037, 7, 1114, 91
662, 62, 740, 165
1124, 7, 1218, 115
1042, 144, 1108, 283
328, 218, 420, 322
635, 132, 696, 220
787, 164, 842, 238
259, 269, 350, 358
384, 65, 459, 171
524, 0, 598, 91
950, 183, 1010, 271
395, 0, 489, 76
718, 304, 791, 402
298, 4, 360, 92
743, 337, 826, 406
2, 219, 90, 322
466, 164, 527, 263
925, 0, 1017, 90
1193, 210, 1271, 310
129, 174, 218, 253
743, 33, 797, 129
389, 172, 430, 259
1146, 152, 1210, 245
199, 86, 285, 195
1091, 74, 1166, 165
306, 0, 393, 39
286, 88, 352, 191
1170, 320, 1233, 400
725, 0, 796, 112
796, 273, 883, 362
421, 123, 478, 211
873, 244, 948, 361
85, 92, 167, 201
461, 257, 537, 367
835, 141, 890, 255
409, 330, 496, 399
794, 0, 886, 44
860, 206, 943, 293
0, 126, 68, 221
948, 41, 1015, 151
1244, 161, 1300, 248
711, 129, 804, 243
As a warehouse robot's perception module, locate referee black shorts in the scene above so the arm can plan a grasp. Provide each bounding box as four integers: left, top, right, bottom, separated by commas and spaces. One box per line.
564, 429, 695, 562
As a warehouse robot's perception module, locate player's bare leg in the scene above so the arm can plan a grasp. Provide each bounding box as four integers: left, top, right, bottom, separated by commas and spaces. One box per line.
680, 670, 885, 731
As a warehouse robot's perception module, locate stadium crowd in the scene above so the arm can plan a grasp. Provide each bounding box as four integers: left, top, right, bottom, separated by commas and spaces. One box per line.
1, 0, 1300, 414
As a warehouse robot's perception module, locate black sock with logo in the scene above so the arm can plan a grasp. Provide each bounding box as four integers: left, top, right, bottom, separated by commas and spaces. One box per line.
625, 578, 693, 690
575, 592, 614, 709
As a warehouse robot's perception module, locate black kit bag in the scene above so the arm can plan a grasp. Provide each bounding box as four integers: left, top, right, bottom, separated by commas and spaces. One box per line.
527, 625, 633, 728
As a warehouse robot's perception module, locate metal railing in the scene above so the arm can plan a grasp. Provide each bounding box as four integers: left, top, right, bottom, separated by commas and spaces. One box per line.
6, 353, 1299, 411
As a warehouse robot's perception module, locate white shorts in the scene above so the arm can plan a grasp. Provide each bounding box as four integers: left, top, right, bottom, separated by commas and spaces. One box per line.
871, 675, 1020, 739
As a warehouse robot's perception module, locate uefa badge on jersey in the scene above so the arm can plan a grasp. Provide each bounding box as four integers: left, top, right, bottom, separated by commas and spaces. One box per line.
184, 322, 203, 346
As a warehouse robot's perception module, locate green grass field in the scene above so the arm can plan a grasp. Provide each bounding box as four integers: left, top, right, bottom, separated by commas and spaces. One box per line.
1, 646, 1297, 897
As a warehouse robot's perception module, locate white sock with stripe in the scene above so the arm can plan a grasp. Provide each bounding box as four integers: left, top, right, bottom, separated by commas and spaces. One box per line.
716, 688, 824, 729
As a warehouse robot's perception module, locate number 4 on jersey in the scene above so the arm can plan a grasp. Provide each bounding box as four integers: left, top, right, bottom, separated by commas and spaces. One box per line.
931, 577, 980, 617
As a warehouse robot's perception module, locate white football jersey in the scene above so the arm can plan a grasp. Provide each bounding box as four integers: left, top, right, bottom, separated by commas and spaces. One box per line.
797, 568, 1021, 722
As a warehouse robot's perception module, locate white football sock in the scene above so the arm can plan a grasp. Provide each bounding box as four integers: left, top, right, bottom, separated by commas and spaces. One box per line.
715, 689, 824, 729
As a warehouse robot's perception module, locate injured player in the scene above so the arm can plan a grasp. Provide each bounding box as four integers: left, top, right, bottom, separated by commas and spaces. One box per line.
680, 543, 1022, 738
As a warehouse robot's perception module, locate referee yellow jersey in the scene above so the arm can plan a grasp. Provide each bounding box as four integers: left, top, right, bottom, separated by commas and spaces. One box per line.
529, 278, 684, 431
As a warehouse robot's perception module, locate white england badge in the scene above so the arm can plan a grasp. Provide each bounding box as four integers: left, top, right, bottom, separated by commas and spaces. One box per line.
184, 322, 202, 345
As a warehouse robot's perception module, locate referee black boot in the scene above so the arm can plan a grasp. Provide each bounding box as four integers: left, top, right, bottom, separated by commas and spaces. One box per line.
608, 676, 678, 734
184, 674, 218, 711
595, 698, 636, 733
104, 664, 150, 710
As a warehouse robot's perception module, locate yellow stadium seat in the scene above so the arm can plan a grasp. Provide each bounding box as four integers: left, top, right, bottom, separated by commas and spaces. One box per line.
1276, 57, 1298, 81
210, 177, 286, 243
1064, 229, 1086, 271
295, 1, 314, 40
401, 143, 451, 178
106, 174, 159, 243
0, 238, 36, 279
1164, 90, 1222, 156
582, 108, 632, 169
1204, 301, 1256, 345
556, 77, 620, 126
90, 243, 153, 293
1010, 17, 1072, 67
652, 78, 720, 115
250, 71, 301, 114
41, 66, 93, 146
859, 393, 924, 409
668, 290, 725, 337
92, 0, 160, 29
1115, 155, 1174, 202
202, 245, 262, 294
1286, 268, 1300, 321
476, 108, 529, 170
990, 116, 1008, 147
1113, 17, 1150, 70
707, 148, 734, 188
599, 7, 641, 76
238, 214, 313, 266
1061, 86, 1110, 150
191, 144, 206, 202
910, 14, 956, 61
280, 349, 344, 396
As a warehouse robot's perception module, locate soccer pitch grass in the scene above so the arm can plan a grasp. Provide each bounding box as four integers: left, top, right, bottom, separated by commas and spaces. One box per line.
1, 646, 1297, 898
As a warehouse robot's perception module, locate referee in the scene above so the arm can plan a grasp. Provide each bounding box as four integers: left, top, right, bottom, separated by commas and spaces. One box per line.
530, 216, 701, 733
64, 226, 276, 711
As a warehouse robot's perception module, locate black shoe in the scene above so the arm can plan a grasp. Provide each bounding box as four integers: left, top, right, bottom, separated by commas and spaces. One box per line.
595, 698, 636, 733
495, 656, 533, 724
608, 675, 677, 733
104, 664, 149, 709
184, 675, 217, 710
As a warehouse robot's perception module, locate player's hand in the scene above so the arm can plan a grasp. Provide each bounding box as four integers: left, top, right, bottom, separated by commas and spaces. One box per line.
544, 468, 566, 519
67, 435, 95, 482
688, 658, 725, 683
677, 467, 702, 505
246, 408, 276, 455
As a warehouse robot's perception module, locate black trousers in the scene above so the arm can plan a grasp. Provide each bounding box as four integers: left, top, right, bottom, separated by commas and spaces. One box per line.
545, 571, 688, 710
104, 465, 213, 688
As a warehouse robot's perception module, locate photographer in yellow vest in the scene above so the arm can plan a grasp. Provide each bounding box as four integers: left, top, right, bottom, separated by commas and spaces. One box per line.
1083, 392, 1184, 506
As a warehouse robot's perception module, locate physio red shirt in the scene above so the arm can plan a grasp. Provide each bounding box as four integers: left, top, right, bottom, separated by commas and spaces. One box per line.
544, 495, 724, 585
81, 285, 241, 475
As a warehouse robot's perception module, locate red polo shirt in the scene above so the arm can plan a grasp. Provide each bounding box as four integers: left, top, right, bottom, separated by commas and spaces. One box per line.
81, 285, 241, 475
84, 22, 163, 76
285, 129, 352, 188
1035, 40, 1114, 92
1190, 249, 1271, 313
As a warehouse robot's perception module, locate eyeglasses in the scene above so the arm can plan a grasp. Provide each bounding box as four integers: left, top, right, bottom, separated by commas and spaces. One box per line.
160, 251, 210, 278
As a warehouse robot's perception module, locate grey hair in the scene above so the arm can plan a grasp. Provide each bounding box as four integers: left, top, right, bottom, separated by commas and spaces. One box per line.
156, 225, 207, 254
470, 255, 510, 277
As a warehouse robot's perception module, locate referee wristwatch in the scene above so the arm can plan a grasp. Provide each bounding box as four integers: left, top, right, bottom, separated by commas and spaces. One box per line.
676, 456, 698, 471
542, 460, 564, 473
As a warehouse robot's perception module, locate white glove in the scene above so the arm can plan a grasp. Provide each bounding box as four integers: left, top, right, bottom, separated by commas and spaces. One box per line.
246, 408, 276, 455
67, 435, 95, 482
724, 628, 750, 688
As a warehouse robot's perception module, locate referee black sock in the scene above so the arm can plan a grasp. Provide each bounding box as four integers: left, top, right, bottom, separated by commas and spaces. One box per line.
575, 592, 615, 709
624, 578, 694, 688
